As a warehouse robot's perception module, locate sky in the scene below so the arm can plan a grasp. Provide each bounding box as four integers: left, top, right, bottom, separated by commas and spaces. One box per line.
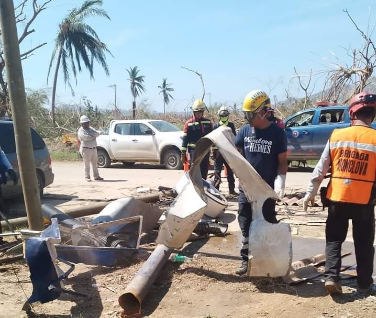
16, 0, 376, 113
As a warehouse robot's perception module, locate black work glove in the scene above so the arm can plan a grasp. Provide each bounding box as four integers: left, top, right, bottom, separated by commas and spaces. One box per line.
7, 169, 18, 185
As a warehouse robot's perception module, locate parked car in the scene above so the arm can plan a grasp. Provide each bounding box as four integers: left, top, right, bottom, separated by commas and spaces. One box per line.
284, 105, 376, 162
96, 120, 184, 170
0, 120, 54, 198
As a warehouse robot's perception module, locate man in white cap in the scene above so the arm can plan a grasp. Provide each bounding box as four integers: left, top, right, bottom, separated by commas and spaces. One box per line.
77, 115, 103, 182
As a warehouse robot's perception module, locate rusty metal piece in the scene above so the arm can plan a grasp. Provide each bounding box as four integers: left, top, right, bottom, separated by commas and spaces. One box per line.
291, 253, 327, 270
118, 244, 172, 316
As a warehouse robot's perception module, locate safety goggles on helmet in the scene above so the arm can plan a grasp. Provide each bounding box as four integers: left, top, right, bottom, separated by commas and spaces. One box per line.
218, 110, 230, 117
244, 105, 268, 121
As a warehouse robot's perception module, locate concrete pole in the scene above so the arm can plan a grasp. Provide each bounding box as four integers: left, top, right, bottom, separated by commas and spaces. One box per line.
0, 0, 43, 230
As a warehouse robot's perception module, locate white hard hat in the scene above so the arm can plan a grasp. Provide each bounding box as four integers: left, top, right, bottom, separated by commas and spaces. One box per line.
80, 115, 90, 123
218, 106, 230, 117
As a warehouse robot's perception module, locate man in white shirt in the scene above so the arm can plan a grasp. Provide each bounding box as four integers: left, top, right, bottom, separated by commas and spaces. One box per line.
77, 115, 103, 182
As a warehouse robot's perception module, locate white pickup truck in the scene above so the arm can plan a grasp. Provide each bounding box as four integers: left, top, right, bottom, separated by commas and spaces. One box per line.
96, 119, 184, 170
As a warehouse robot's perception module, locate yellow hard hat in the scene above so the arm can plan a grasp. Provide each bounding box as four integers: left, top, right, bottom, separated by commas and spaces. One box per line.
192, 99, 206, 112
243, 90, 271, 113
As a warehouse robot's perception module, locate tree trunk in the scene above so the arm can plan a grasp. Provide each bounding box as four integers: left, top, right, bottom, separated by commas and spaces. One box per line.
132, 99, 136, 119
164, 101, 166, 116
51, 47, 63, 126
0, 0, 43, 230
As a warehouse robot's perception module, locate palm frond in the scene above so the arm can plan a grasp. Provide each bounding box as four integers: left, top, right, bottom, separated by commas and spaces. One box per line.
74, 0, 104, 17
61, 48, 74, 95
158, 78, 174, 106
75, 7, 110, 22
50, 0, 111, 93
127, 66, 146, 99
65, 38, 77, 84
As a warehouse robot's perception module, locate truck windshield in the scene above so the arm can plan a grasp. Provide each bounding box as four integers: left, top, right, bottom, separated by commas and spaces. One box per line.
149, 121, 181, 132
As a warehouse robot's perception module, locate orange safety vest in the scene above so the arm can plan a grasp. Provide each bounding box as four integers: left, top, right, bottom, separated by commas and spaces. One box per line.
327, 125, 376, 204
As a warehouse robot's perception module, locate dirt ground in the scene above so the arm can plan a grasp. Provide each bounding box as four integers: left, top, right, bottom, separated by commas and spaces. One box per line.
0, 161, 376, 318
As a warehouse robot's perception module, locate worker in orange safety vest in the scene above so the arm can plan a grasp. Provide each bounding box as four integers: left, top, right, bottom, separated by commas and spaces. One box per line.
303, 91, 376, 295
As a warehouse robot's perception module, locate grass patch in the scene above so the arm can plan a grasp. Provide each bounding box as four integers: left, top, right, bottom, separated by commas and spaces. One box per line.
50, 151, 81, 161
307, 159, 319, 166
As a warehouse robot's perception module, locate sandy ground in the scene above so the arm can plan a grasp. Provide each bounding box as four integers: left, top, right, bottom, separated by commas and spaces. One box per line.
1, 162, 376, 318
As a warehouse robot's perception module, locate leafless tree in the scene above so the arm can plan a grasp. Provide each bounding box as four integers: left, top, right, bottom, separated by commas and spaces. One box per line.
0, 0, 52, 116
321, 9, 376, 103
292, 67, 315, 109
181, 66, 206, 101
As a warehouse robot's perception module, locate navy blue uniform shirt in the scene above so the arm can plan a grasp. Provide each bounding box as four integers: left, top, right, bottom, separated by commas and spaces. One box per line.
235, 123, 287, 202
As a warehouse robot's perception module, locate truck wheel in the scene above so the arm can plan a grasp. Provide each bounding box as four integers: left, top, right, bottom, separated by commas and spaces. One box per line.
164, 149, 183, 170
122, 162, 135, 167
97, 149, 111, 168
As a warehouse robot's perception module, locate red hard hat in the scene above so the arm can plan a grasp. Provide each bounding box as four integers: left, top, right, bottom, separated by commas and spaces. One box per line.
349, 91, 376, 119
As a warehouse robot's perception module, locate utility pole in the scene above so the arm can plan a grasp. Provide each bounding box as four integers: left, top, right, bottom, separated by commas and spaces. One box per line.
109, 84, 117, 109
0, 0, 43, 230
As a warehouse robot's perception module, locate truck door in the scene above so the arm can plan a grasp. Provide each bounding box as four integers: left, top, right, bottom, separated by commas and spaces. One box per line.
312, 108, 349, 155
284, 110, 315, 159
130, 123, 158, 160
110, 123, 133, 159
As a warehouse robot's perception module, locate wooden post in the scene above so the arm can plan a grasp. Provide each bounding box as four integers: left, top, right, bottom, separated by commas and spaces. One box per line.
0, 0, 43, 230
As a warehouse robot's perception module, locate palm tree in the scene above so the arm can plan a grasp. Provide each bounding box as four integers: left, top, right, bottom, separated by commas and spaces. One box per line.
127, 66, 146, 119
47, 0, 112, 126
158, 78, 174, 115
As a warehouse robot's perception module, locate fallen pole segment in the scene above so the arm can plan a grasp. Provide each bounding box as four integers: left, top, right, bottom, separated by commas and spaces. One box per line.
118, 244, 172, 316
1, 193, 160, 230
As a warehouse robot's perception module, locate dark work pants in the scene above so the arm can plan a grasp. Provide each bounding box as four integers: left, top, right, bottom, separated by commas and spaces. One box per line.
238, 197, 278, 262
325, 201, 375, 289
188, 149, 210, 180
214, 154, 235, 191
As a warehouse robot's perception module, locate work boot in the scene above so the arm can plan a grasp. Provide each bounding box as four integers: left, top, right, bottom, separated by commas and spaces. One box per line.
235, 260, 248, 276
229, 187, 237, 196
325, 280, 342, 295
85, 178, 91, 182
357, 284, 373, 295
94, 176, 104, 181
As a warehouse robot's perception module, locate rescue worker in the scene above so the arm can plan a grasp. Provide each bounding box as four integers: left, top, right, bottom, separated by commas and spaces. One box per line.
212, 106, 237, 195
181, 99, 213, 180
77, 115, 104, 182
235, 90, 288, 275
0, 147, 18, 245
303, 91, 376, 295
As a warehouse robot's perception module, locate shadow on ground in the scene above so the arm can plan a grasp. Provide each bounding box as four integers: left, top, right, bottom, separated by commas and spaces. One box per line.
288, 166, 314, 173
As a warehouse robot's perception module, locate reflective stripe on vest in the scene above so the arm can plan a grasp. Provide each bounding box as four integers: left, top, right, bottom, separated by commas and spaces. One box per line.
327, 126, 376, 204
188, 122, 199, 126
188, 143, 196, 148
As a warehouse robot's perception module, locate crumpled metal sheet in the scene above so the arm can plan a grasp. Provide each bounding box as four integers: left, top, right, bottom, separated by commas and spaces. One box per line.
157, 126, 292, 277
91, 197, 163, 233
